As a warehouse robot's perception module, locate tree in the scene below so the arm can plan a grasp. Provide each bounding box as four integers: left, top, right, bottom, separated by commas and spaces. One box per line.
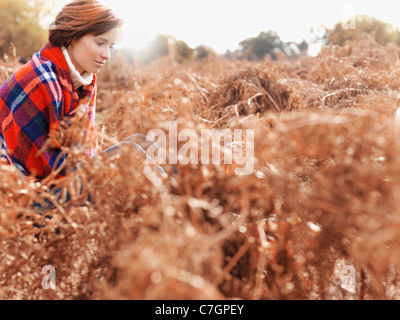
238, 31, 282, 61
237, 31, 307, 61
194, 45, 216, 60
136, 34, 194, 64
327, 15, 399, 46
0, 0, 56, 62
175, 39, 194, 62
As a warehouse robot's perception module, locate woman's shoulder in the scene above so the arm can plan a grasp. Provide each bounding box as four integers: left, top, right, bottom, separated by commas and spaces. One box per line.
16, 42, 67, 81
1, 51, 63, 99
5, 52, 58, 84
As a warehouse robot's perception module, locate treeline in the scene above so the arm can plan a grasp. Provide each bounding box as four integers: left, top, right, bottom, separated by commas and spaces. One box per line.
131, 15, 400, 64
1, 0, 400, 64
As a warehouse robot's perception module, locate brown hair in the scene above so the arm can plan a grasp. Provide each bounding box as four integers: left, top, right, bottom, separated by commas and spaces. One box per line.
49, 0, 123, 48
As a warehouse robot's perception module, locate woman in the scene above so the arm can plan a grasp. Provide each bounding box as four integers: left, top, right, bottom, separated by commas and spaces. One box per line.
0, 0, 163, 210
0, 0, 123, 181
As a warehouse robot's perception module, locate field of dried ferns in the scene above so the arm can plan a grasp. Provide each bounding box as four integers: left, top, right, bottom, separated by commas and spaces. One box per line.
1, 34, 400, 300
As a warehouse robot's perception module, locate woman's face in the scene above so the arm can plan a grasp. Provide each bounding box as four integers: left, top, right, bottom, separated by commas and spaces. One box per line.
67, 28, 121, 74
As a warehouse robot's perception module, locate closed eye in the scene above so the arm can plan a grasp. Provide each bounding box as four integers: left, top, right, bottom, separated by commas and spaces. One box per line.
95, 36, 116, 55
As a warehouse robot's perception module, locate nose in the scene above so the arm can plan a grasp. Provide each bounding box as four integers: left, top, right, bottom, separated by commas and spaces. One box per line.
101, 47, 111, 61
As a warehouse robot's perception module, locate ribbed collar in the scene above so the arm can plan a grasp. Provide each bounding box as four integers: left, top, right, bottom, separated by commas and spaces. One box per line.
61, 47, 94, 90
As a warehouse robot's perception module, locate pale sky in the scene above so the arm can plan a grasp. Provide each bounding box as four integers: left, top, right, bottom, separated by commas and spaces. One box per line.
54, 0, 400, 53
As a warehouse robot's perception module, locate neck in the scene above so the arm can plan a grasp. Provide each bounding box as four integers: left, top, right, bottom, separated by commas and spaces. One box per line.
62, 47, 93, 89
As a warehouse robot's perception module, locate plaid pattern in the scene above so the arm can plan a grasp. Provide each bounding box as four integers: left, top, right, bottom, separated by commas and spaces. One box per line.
0, 42, 97, 180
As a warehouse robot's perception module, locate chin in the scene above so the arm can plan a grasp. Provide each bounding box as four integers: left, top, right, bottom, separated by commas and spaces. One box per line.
86, 68, 99, 74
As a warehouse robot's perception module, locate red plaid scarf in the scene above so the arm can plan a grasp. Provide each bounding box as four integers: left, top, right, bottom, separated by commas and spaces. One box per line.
0, 42, 98, 180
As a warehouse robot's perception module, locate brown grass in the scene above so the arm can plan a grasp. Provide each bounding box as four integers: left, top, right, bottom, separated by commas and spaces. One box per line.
1, 33, 400, 300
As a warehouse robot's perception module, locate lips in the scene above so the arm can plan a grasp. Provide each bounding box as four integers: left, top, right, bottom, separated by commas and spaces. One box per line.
94, 60, 105, 67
